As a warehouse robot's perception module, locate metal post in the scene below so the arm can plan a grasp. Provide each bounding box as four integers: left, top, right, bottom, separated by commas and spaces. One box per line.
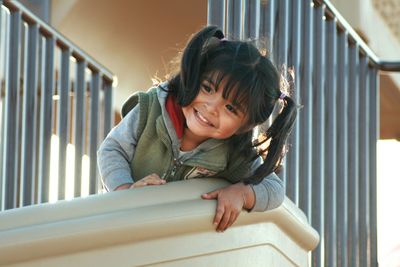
226, 0, 243, 40
38, 36, 55, 204
57, 47, 70, 201
89, 71, 100, 195
348, 44, 360, 267
325, 17, 338, 267
286, 0, 302, 205
2, 10, 21, 210
0, 0, 4, 211
276, 0, 289, 184
369, 67, 378, 267
262, 0, 277, 57
103, 80, 113, 140
207, 0, 226, 31
299, 0, 313, 219
243, 0, 260, 40
74, 60, 86, 198
312, 4, 325, 267
358, 55, 370, 267
277, 0, 289, 67
20, 23, 39, 207
336, 29, 349, 267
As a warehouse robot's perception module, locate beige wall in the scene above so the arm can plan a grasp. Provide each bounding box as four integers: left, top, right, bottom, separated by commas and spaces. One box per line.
52, 0, 207, 114
0, 179, 319, 267
330, 0, 400, 62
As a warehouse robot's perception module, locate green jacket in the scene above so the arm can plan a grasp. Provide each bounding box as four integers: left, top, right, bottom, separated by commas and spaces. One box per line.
122, 87, 253, 183
98, 83, 285, 212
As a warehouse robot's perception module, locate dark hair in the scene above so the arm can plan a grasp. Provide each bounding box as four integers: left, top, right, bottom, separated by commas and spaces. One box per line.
168, 26, 297, 185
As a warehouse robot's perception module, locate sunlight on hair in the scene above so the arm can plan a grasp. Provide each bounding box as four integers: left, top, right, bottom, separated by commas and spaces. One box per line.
49, 135, 90, 203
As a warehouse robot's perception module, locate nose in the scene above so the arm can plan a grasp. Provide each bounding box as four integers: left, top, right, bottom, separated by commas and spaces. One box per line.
205, 97, 223, 116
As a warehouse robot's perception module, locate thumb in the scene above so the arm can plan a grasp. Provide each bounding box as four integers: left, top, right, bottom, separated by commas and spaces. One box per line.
202, 190, 220, 199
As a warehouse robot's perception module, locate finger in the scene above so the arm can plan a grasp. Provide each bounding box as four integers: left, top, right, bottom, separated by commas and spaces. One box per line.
226, 211, 240, 229
202, 190, 219, 199
131, 181, 147, 188
143, 174, 165, 184
147, 173, 161, 179
217, 210, 232, 232
213, 204, 225, 228
145, 179, 166, 185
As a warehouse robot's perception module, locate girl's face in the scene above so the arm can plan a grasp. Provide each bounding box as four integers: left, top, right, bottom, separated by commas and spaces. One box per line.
182, 77, 248, 143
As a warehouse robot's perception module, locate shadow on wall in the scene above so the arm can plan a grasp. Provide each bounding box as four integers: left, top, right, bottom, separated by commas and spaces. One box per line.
52, 0, 207, 117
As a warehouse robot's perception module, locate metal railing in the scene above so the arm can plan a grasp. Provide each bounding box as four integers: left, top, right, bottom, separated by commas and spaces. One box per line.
208, 0, 400, 266
0, 0, 114, 210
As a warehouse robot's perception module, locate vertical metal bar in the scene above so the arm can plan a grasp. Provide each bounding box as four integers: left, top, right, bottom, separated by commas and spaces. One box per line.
337, 29, 349, 267
38, 36, 55, 204
286, 0, 302, 205
299, 0, 313, 219
2, 10, 21, 210
243, 0, 260, 40
358, 55, 370, 267
248, 0, 260, 40
311, 5, 325, 267
0, 0, 4, 210
89, 71, 100, 195
57, 47, 70, 200
20, 23, 39, 207
277, 0, 289, 67
325, 17, 337, 267
258, 0, 277, 150
74, 60, 86, 198
207, 0, 226, 30
226, 0, 243, 39
348, 44, 360, 267
0, 0, 2, 45
242, 0, 249, 39
277, 0, 289, 184
369, 67, 378, 267
262, 0, 277, 56
103, 80, 113, 140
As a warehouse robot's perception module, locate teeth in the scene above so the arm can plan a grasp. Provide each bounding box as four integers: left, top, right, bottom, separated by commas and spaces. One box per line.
196, 110, 212, 126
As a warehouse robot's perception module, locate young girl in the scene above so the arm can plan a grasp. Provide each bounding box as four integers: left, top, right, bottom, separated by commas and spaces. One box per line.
97, 26, 297, 232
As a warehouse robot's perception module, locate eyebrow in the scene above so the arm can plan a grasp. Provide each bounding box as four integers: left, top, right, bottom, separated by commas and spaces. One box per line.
204, 77, 215, 86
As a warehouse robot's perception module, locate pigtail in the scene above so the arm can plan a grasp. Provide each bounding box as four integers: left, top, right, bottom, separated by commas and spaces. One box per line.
169, 26, 225, 105
242, 95, 297, 185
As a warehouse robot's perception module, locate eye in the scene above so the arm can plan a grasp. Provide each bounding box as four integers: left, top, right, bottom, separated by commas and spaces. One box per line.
225, 104, 238, 114
201, 84, 215, 94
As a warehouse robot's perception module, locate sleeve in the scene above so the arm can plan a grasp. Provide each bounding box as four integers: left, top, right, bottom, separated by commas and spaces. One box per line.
97, 104, 141, 191
248, 156, 285, 212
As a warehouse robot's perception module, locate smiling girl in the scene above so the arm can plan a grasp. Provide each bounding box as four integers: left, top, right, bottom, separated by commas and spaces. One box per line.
97, 26, 297, 232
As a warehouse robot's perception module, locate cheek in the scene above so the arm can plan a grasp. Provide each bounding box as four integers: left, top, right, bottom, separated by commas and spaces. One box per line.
222, 117, 246, 134
181, 106, 191, 119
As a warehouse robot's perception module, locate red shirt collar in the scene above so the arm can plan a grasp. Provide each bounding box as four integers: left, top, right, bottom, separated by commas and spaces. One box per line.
165, 94, 185, 139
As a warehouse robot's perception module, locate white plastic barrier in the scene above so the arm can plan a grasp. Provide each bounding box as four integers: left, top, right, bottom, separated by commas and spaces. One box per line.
0, 179, 319, 267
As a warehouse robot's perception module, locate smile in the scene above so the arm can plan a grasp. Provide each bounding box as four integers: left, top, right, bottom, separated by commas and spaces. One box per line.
194, 109, 214, 127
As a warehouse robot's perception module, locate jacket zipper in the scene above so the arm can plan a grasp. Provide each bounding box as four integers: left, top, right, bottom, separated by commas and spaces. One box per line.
169, 158, 182, 178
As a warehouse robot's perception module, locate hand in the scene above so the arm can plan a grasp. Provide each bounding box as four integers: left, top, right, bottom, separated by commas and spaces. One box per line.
114, 173, 166, 191
130, 173, 166, 188
201, 183, 255, 232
